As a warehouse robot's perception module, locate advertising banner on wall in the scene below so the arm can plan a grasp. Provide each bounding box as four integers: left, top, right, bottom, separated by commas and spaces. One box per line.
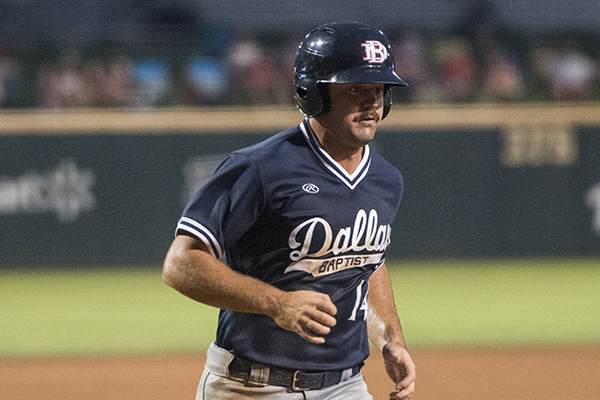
1, 119, 598, 267
0, 132, 272, 266
376, 125, 600, 259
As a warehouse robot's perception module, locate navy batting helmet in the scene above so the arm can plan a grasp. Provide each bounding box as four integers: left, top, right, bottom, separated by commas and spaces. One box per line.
294, 21, 407, 119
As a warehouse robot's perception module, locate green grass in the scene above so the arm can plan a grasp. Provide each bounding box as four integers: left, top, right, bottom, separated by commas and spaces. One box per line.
389, 257, 600, 347
1, 258, 599, 358
0, 267, 220, 357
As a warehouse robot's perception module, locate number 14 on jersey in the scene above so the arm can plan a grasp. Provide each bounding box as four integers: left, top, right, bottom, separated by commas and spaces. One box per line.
349, 280, 369, 321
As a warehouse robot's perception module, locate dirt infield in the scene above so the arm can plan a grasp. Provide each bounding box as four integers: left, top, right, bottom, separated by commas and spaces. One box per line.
2, 345, 599, 400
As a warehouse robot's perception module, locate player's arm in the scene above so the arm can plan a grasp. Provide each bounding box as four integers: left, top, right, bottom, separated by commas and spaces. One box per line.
162, 232, 337, 344
367, 263, 416, 400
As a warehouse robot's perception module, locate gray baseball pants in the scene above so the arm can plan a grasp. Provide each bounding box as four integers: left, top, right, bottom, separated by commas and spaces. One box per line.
196, 342, 373, 400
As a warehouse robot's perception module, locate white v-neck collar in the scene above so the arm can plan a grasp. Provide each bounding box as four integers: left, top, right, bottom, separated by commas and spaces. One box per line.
300, 119, 371, 190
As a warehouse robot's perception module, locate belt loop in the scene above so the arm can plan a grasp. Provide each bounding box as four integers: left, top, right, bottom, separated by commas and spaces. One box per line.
340, 367, 354, 382
205, 342, 236, 377
246, 363, 270, 387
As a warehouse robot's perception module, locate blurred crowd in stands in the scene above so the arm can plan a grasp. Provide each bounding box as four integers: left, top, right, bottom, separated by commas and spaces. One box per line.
1, 27, 599, 109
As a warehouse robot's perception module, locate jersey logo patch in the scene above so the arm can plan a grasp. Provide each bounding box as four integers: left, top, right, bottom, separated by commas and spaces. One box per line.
285, 209, 391, 276
302, 183, 319, 193
362, 40, 388, 63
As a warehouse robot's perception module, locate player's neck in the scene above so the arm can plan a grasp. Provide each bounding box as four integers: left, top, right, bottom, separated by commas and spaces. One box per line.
308, 118, 365, 174
332, 148, 365, 175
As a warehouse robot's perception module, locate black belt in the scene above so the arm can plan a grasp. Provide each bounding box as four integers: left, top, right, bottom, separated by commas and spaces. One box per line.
228, 356, 362, 391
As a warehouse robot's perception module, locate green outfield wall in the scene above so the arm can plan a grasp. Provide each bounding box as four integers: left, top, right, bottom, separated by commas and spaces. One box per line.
1, 105, 599, 267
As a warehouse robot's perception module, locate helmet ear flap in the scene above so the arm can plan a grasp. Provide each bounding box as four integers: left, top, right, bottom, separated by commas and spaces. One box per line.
294, 82, 330, 117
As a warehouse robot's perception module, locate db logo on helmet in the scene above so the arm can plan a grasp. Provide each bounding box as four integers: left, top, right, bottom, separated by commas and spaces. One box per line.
362, 40, 389, 63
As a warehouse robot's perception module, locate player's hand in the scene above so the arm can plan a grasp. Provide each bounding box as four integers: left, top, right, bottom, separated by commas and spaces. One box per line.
271, 290, 337, 344
382, 342, 416, 400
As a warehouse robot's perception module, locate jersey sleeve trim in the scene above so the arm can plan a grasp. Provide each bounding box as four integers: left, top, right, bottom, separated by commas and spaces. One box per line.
176, 217, 223, 258
374, 257, 385, 271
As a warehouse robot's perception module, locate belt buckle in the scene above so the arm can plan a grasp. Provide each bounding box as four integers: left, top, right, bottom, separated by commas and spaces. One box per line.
292, 370, 310, 391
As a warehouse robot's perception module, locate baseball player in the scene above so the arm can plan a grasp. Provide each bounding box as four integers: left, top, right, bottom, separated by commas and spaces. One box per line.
163, 21, 416, 399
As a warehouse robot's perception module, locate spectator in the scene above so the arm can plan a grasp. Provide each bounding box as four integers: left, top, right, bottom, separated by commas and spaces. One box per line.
0, 47, 25, 108
225, 32, 289, 105
548, 37, 595, 102
390, 28, 429, 103
480, 48, 525, 102
37, 50, 87, 108
184, 56, 228, 105
226, 33, 264, 104
97, 54, 134, 107
131, 59, 172, 108
432, 37, 478, 103
527, 46, 555, 101
81, 58, 106, 107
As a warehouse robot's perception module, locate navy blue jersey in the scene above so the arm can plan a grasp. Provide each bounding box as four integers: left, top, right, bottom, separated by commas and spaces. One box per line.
177, 119, 403, 371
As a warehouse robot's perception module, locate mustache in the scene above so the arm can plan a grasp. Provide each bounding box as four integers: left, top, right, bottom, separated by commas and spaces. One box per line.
354, 111, 380, 123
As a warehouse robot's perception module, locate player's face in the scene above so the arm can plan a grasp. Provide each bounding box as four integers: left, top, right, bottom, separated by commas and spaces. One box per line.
315, 83, 385, 153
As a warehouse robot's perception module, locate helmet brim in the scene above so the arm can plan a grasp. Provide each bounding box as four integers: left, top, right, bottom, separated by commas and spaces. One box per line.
321, 66, 408, 86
